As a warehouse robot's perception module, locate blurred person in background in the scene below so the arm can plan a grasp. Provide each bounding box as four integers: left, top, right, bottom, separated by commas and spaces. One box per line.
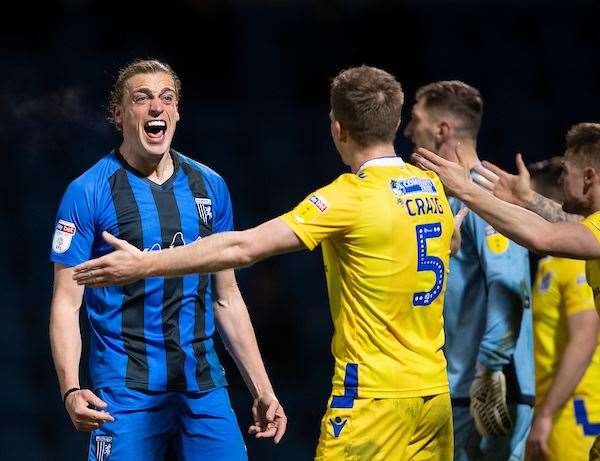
49, 59, 285, 461
73, 65, 470, 460
404, 81, 534, 461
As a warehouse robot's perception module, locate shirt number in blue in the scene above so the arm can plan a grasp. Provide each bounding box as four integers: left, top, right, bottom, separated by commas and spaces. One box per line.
413, 222, 445, 307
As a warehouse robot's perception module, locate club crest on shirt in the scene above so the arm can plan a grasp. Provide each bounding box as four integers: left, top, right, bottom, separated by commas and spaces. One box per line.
195, 197, 213, 226
485, 225, 509, 254
52, 219, 76, 254
95, 435, 112, 461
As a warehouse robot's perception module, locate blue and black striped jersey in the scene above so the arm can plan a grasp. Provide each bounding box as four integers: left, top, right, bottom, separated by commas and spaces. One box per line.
50, 150, 230, 392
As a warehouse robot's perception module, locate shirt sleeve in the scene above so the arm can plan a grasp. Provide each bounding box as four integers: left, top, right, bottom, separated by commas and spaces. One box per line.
49, 180, 96, 267
470, 214, 530, 371
582, 211, 600, 242
279, 177, 359, 251
561, 261, 595, 317
211, 176, 234, 233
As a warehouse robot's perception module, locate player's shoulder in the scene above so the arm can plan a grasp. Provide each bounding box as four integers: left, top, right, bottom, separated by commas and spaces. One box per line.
65, 151, 121, 196
549, 256, 586, 276
176, 151, 228, 188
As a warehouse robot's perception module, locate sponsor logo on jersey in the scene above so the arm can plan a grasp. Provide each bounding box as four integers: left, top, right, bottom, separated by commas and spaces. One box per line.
485, 225, 509, 254
195, 197, 213, 226
390, 177, 437, 196
329, 416, 348, 438
95, 435, 112, 461
308, 195, 328, 212
52, 219, 77, 254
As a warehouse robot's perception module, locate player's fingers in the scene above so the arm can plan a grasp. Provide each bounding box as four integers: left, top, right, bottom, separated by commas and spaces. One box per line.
78, 407, 114, 423
73, 260, 104, 275
455, 207, 470, 227
480, 160, 507, 178
274, 417, 287, 444
472, 164, 499, 183
411, 154, 439, 173
81, 389, 108, 409
77, 421, 101, 432
455, 142, 468, 169
471, 172, 496, 191
265, 400, 278, 422
515, 153, 530, 178
254, 427, 277, 439
102, 231, 128, 250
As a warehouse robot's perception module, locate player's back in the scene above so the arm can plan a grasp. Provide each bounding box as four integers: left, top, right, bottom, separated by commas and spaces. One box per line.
283, 157, 454, 399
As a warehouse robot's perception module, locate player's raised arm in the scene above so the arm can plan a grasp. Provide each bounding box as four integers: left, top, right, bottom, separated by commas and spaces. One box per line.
411, 147, 600, 259
474, 154, 582, 223
73, 218, 305, 287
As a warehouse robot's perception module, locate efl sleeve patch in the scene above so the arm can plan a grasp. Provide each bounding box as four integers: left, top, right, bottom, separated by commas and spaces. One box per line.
485, 225, 509, 254
52, 219, 77, 254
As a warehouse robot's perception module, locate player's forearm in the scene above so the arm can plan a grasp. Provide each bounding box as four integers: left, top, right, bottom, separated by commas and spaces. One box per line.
145, 231, 257, 278
49, 306, 82, 395
215, 299, 274, 398
459, 184, 557, 253
537, 335, 597, 417
526, 192, 582, 223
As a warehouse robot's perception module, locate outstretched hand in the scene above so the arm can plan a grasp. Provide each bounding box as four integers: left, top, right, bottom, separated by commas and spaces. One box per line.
248, 392, 287, 444
474, 153, 533, 207
411, 146, 473, 198
73, 232, 146, 287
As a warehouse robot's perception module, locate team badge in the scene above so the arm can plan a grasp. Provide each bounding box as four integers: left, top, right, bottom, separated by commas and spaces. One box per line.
195, 197, 213, 226
95, 435, 112, 461
485, 225, 509, 254
52, 219, 76, 254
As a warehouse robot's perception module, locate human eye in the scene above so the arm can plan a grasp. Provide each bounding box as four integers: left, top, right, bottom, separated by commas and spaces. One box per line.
161, 92, 176, 104
132, 93, 149, 104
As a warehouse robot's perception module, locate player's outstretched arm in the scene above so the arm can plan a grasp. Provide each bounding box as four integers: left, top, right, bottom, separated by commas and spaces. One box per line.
213, 270, 287, 444
50, 264, 114, 431
73, 218, 305, 287
411, 147, 600, 259
473, 153, 581, 223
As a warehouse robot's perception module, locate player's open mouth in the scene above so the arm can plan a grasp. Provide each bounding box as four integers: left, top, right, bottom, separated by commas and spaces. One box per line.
144, 120, 167, 140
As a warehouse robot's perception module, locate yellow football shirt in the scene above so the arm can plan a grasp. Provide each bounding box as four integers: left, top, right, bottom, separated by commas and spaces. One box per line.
532, 256, 600, 401
280, 157, 454, 398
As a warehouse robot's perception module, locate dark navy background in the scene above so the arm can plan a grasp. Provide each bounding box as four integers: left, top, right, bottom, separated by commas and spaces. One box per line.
3, 1, 600, 459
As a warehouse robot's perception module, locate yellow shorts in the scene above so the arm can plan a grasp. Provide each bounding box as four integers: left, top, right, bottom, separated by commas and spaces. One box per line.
545, 397, 600, 461
315, 392, 453, 461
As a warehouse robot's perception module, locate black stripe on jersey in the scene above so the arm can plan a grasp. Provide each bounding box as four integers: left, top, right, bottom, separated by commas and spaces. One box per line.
108, 169, 148, 388
151, 187, 187, 390
182, 162, 215, 390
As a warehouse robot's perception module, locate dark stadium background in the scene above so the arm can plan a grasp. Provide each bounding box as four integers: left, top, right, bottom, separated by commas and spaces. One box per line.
3, 1, 600, 459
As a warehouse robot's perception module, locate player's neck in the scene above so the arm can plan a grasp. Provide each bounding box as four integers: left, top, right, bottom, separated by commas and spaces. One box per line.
348, 143, 397, 173
441, 140, 479, 170
119, 144, 174, 183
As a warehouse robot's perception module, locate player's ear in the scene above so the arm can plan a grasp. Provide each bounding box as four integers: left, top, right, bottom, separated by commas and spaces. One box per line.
174, 101, 180, 122
438, 121, 451, 141
113, 105, 123, 126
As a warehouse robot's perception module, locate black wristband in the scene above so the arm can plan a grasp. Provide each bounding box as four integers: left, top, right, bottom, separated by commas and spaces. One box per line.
63, 387, 80, 405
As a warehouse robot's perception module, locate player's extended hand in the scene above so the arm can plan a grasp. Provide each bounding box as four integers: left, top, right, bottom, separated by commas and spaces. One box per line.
73, 232, 146, 287
248, 392, 287, 444
475, 153, 534, 207
525, 412, 552, 461
64, 389, 114, 432
411, 146, 474, 198
451, 207, 470, 255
